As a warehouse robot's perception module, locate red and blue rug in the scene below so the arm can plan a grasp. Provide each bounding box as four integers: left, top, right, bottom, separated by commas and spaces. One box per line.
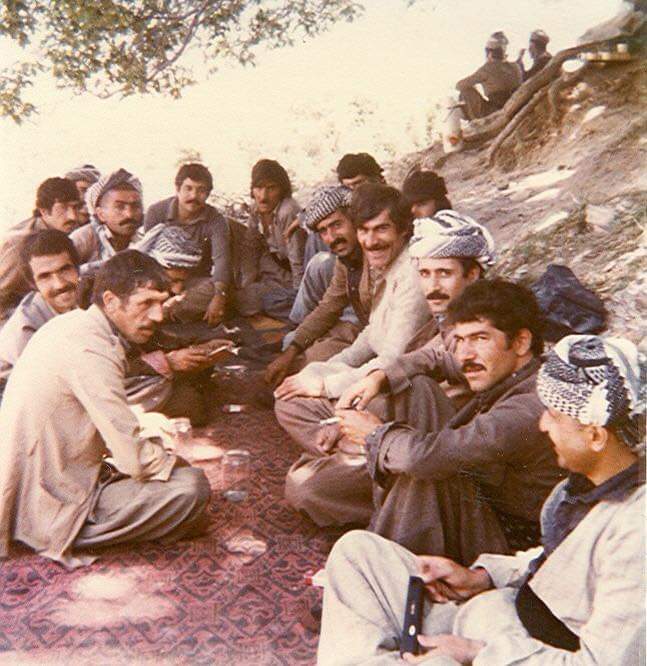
0, 408, 343, 665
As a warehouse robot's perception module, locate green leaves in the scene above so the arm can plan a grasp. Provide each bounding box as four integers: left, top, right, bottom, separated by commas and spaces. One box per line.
0, 0, 364, 121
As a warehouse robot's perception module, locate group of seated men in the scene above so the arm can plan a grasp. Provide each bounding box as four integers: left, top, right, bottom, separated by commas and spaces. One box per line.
0, 145, 643, 663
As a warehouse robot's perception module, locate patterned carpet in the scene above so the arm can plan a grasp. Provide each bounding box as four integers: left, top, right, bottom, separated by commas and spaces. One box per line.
0, 406, 345, 665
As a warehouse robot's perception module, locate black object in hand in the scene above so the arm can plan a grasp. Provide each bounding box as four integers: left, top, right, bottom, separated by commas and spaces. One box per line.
400, 575, 425, 656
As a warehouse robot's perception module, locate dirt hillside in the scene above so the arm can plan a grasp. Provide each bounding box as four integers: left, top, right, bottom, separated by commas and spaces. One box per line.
385, 56, 645, 348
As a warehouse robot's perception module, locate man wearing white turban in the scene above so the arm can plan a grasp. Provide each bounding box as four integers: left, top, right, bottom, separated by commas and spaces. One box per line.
70, 168, 144, 275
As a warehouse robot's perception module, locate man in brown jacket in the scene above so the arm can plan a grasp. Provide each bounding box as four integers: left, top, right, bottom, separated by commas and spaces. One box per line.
338, 280, 564, 564
0, 177, 80, 321
265, 185, 368, 387
456, 36, 522, 120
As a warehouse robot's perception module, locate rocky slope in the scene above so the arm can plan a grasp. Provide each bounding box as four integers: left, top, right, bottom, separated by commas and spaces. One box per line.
385, 56, 645, 348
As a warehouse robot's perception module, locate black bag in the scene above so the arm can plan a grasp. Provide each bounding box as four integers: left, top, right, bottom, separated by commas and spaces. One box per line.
531, 264, 607, 343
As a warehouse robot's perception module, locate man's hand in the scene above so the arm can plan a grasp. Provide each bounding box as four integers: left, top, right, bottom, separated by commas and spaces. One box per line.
337, 370, 387, 410
166, 347, 210, 373
204, 292, 226, 326
163, 293, 186, 321
283, 216, 302, 241
265, 346, 299, 387
274, 373, 324, 400
403, 634, 485, 664
336, 408, 383, 447
416, 556, 492, 603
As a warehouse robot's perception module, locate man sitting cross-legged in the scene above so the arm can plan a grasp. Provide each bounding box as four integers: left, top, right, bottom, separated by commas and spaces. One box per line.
337, 280, 564, 562
0, 230, 80, 396
274, 183, 429, 527
265, 185, 367, 387
318, 334, 645, 665
0, 250, 211, 568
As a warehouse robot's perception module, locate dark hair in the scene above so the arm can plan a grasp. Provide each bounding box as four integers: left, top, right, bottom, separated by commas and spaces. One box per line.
174, 163, 213, 192
402, 170, 452, 211
457, 257, 484, 278
447, 279, 544, 355
34, 177, 79, 216
486, 46, 504, 60
19, 229, 80, 283
92, 250, 170, 307
250, 158, 292, 199
336, 153, 384, 181
350, 183, 412, 235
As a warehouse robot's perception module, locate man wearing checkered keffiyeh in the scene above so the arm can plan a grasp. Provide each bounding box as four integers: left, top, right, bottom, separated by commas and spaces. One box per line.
69, 168, 144, 276
316, 332, 644, 666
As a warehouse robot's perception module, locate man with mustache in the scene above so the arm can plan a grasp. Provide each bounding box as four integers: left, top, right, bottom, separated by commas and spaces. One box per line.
274, 183, 429, 527
0, 230, 80, 396
233, 159, 305, 320
0, 177, 80, 322
337, 280, 564, 563
70, 168, 144, 275
0, 251, 211, 568
318, 335, 644, 665
278, 212, 494, 529
144, 163, 231, 326
265, 185, 366, 387
337, 211, 495, 413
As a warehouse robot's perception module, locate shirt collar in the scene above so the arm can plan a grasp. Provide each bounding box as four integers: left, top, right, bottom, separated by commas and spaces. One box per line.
565, 462, 643, 505
339, 244, 363, 269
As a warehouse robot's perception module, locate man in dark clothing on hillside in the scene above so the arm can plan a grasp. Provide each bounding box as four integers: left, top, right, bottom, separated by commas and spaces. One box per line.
517, 30, 552, 81
456, 37, 522, 120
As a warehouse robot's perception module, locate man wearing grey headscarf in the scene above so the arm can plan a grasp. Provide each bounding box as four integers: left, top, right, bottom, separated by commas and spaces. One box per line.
317, 334, 644, 666
65, 164, 101, 226
70, 168, 144, 276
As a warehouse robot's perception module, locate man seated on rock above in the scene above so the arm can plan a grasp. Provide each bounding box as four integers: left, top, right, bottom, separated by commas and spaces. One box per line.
0, 177, 80, 322
265, 186, 367, 387
233, 159, 305, 320
64, 164, 101, 226
517, 29, 552, 82
456, 36, 522, 120
402, 170, 453, 219
337, 280, 564, 562
275, 211, 494, 528
70, 168, 144, 275
318, 334, 645, 666
144, 163, 231, 326
273, 183, 429, 526
0, 230, 80, 396
0, 250, 211, 569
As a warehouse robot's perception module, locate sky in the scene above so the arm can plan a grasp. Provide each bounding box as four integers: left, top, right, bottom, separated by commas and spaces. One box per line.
0, 0, 623, 229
